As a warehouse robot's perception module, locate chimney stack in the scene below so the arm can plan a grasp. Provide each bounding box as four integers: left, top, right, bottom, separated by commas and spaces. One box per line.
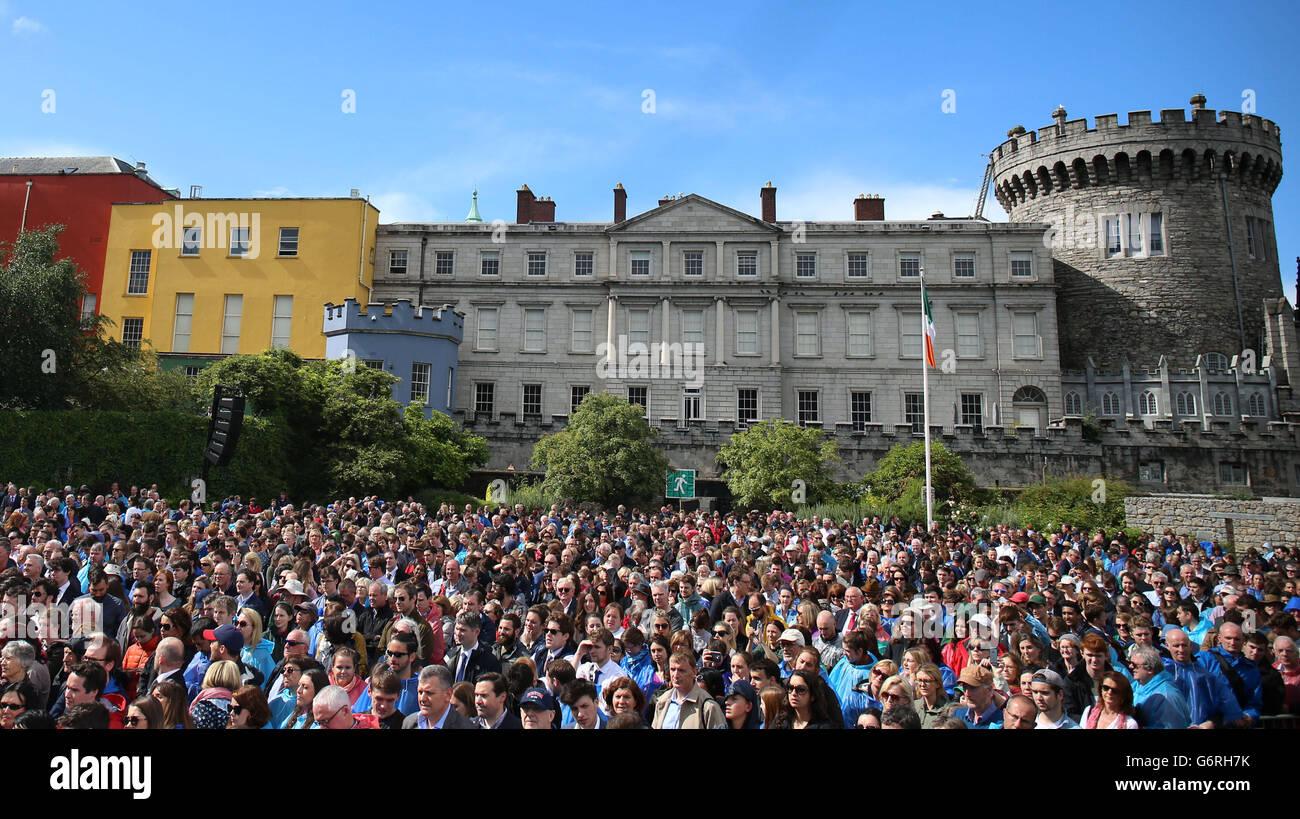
854, 194, 885, 221
135, 161, 147, 175
516, 185, 535, 223
532, 196, 556, 222
760, 181, 776, 222
658, 194, 675, 207
614, 183, 627, 223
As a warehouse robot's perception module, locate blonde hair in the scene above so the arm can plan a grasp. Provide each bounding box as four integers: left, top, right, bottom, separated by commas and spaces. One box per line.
202, 659, 242, 691
239, 607, 264, 646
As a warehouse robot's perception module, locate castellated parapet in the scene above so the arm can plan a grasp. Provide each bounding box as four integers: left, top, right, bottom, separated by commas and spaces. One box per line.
323, 298, 464, 341
991, 96, 1284, 371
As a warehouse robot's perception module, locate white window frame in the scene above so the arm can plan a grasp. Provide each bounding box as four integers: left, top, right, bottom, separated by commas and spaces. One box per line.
899, 309, 922, 359
898, 252, 921, 280
1139, 390, 1158, 415
1175, 391, 1196, 416
479, 250, 500, 277
571, 385, 591, 414
1063, 391, 1082, 416
1148, 212, 1165, 255
737, 388, 759, 425
735, 250, 758, 278
526, 251, 548, 278
475, 306, 499, 351
389, 249, 408, 275
795, 252, 817, 280
229, 227, 251, 258
278, 227, 299, 257
846, 251, 870, 280
683, 249, 704, 278
1104, 216, 1122, 257
628, 308, 651, 347
127, 250, 151, 295
794, 311, 820, 357
953, 252, 976, 280
904, 392, 924, 434
521, 383, 543, 416
1101, 391, 1121, 416
681, 309, 705, 346
628, 385, 648, 413
959, 392, 984, 429
80, 293, 97, 321
523, 307, 547, 352
1011, 311, 1042, 359
796, 389, 820, 426
1247, 392, 1266, 417
629, 250, 651, 278
172, 293, 193, 353
850, 391, 872, 431
683, 387, 703, 421
122, 317, 144, 348
182, 227, 201, 257
735, 309, 759, 356
474, 382, 495, 416
434, 250, 455, 276
1213, 391, 1233, 416
271, 295, 293, 350
221, 294, 242, 354
571, 308, 594, 353
573, 251, 594, 278
410, 362, 431, 406
954, 311, 981, 358
1009, 251, 1034, 279
846, 311, 872, 358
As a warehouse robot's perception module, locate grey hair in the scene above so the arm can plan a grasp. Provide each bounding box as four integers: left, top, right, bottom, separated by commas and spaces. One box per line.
1129, 644, 1164, 673
418, 664, 453, 689
454, 610, 481, 630
313, 684, 351, 714
1, 641, 35, 667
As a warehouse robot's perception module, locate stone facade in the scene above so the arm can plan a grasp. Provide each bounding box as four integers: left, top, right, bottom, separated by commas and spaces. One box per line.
1125, 494, 1300, 550
471, 414, 1300, 499
372, 191, 1062, 435
991, 97, 1284, 372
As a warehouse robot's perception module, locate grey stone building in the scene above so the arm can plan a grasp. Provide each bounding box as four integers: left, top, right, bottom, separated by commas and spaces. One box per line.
372, 185, 1062, 454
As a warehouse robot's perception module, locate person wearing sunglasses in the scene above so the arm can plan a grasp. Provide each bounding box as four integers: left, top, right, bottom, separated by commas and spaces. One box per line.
0, 680, 36, 729
122, 695, 165, 730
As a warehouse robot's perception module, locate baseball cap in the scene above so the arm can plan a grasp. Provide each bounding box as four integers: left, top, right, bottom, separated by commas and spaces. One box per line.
1031, 668, 1066, 690
1027, 594, 1047, 606
202, 623, 245, 653
778, 628, 805, 646
1009, 592, 1029, 604
519, 687, 557, 711
957, 664, 993, 687
1285, 597, 1300, 612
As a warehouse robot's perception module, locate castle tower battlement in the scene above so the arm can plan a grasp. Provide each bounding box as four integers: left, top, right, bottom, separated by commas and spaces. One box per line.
323, 298, 464, 341
991, 95, 1285, 371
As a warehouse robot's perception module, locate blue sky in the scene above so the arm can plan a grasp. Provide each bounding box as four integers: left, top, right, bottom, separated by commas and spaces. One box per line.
3, 0, 1297, 299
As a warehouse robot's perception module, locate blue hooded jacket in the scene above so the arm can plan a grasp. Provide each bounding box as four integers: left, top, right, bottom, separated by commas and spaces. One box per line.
828, 655, 874, 728
1133, 670, 1191, 729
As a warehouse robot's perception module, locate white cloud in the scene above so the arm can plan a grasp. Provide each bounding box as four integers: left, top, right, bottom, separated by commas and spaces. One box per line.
370, 191, 444, 223
251, 186, 292, 198
12, 16, 44, 36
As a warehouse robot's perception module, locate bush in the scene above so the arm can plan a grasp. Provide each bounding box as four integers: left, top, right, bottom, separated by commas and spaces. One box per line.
1011, 476, 1130, 532
860, 441, 977, 507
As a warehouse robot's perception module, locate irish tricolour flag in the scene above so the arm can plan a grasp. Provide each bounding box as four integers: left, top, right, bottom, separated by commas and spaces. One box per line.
922, 280, 936, 368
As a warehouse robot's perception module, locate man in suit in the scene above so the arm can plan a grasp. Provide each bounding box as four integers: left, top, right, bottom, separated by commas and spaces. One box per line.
473, 672, 522, 729
444, 611, 502, 685
531, 612, 576, 671
401, 665, 478, 729
835, 585, 867, 633
146, 637, 187, 693
708, 569, 755, 625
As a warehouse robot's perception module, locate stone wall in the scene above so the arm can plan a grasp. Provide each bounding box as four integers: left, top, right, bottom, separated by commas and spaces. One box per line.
1124, 494, 1300, 550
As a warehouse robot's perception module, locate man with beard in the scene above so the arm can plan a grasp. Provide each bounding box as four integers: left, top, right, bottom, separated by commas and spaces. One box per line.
116, 583, 160, 649
494, 612, 529, 665
76, 566, 126, 639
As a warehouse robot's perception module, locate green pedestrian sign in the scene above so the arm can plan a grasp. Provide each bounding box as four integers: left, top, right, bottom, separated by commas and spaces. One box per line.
666, 469, 696, 499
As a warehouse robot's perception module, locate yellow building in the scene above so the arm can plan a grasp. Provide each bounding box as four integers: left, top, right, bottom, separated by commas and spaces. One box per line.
99, 196, 379, 369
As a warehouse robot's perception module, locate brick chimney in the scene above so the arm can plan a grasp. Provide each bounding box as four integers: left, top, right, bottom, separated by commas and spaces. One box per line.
614, 183, 627, 223
854, 194, 885, 221
760, 181, 776, 222
658, 194, 675, 207
516, 184, 535, 223
533, 196, 555, 222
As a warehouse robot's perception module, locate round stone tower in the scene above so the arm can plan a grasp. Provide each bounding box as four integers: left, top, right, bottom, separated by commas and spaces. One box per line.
991, 95, 1284, 370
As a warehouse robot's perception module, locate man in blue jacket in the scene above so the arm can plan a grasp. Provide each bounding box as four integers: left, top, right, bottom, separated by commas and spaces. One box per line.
1131, 645, 1191, 728
1163, 627, 1242, 728
1194, 621, 1261, 726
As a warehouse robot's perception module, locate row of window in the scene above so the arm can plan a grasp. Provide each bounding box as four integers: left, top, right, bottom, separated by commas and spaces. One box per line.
125, 228, 300, 294
386, 248, 1036, 281
459, 385, 996, 434
1063, 389, 1267, 417
471, 305, 1044, 360
1136, 460, 1249, 486
120, 294, 293, 353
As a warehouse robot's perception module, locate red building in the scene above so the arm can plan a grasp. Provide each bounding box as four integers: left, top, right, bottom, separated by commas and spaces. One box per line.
0, 157, 175, 316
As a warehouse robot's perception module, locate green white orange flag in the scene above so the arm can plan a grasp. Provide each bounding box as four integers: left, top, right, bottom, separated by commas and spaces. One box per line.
922, 280, 937, 368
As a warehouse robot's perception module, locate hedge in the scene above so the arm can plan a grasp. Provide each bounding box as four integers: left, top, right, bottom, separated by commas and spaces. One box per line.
0, 410, 290, 503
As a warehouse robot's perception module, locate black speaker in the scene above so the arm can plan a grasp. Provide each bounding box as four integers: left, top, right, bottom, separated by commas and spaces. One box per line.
204, 385, 246, 467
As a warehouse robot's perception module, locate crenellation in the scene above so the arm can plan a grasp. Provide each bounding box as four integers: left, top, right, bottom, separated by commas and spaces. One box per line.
1128, 110, 1152, 127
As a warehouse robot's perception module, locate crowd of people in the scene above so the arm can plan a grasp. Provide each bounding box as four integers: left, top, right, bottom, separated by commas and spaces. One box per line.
1, 479, 1298, 731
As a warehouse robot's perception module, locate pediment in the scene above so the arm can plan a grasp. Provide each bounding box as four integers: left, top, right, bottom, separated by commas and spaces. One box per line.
606, 194, 782, 235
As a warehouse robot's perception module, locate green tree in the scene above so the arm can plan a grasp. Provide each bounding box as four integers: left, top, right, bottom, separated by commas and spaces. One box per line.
861, 440, 977, 508
0, 226, 102, 409
718, 418, 840, 510
531, 392, 670, 506
1012, 476, 1130, 532
194, 350, 486, 498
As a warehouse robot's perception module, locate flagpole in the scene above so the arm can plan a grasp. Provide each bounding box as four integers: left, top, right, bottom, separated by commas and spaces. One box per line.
921, 267, 934, 533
